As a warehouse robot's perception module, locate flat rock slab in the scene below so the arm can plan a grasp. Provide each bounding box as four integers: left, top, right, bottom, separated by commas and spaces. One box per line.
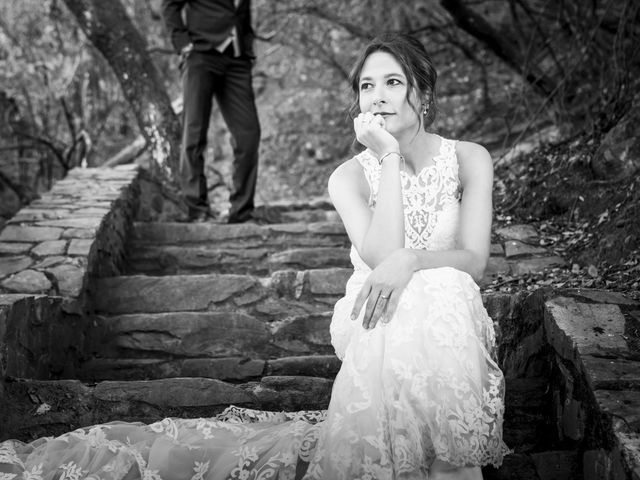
496, 224, 539, 244
511, 256, 566, 275
31, 240, 67, 256
307, 268, 352, 295
566, 289, 638, 306
1, 269, 52, 293
271, 312, 333, 354
9, 208, 71, 222
490, 243, 505, 256
0, 225, 64, 242
265, 355, 341, 378
504, 240, 548, 258
133, 222, 269, 244
79, 357, 266, 382
35, 217, 102, 229
268, 247, 350, 270
581, 355, 640, 390
47, 263, 85, 298
133, 221, 347, 246
68, 239, 93, 256
0, 242, 33, 254
88, 311, 272, 358
481, 257, 511, 285
281, 210, 339, 223
0, 256, 33, 278
241, 375, 333, 410
595, 389, 640, 432
93, 274, 260, 314
93, 378, 253, 407
545, 297, 629, 362
126, 245, 270, 275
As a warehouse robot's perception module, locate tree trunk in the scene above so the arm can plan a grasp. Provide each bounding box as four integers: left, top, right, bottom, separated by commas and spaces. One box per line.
61, 0, 182, 182
439, 0, 557, 98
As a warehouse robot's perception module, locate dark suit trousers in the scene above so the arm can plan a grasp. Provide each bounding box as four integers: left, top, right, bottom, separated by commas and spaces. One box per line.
181, 50, 260, 221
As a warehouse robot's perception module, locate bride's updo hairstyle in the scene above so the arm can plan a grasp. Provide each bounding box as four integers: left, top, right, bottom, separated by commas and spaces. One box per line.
348, 33, 438, 130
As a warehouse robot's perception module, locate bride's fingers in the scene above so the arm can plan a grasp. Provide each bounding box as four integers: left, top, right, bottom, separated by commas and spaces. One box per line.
350, 282, 371, 321
382, 292, 399, 324
363, 290, 390, 330
362, 293, 378, 329
368, 291, 391, 329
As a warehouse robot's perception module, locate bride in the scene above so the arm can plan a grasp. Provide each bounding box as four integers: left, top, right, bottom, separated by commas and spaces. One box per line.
0, 33, 508, 480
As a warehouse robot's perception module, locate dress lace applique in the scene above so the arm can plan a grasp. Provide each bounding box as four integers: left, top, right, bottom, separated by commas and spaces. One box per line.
356, 137, 462, 252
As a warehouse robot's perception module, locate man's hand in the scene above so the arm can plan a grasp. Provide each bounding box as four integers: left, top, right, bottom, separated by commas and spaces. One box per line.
180, 42, 194, 60
350, 249, 416, 330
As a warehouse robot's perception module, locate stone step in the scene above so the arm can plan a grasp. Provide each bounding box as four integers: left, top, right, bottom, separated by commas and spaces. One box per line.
125, 245, 351, 276
84, 311, 335, 360
0, 376, 333, 441
92, 270, 352, 317
4, 373, 554, 455
130, 221, 348, 247
77, 355, 342, 382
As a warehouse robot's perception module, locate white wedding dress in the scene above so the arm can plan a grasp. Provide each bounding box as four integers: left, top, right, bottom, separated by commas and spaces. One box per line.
0, 137, 508, 480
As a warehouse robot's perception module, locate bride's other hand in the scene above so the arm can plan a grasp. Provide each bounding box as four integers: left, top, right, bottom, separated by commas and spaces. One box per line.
350, 248, 415, 329
353, 112, 399, 158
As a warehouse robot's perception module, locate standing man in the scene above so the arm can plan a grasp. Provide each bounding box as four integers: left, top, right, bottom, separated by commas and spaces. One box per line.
162, 0, 261, 223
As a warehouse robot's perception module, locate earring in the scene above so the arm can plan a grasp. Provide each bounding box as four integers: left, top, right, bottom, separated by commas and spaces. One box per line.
422, 104, 428, 115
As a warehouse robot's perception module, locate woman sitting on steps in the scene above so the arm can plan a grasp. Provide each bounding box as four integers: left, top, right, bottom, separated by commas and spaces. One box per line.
0, 33, 509, 480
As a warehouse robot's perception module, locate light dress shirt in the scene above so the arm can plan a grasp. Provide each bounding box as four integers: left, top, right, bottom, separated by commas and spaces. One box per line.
215, 0, 241, 56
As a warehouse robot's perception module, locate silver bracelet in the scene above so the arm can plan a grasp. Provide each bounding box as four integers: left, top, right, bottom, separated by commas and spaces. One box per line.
378, 151, 404, 166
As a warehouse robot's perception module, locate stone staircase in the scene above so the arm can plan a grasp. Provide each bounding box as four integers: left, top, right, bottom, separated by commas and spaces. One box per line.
79, 217, 350, 414
74, 208, 569, 479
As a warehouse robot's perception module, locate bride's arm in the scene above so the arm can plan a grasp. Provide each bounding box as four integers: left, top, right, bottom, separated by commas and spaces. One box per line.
351, 141, 493, 329
329, 113, 405, 268
328, 155, 405, 268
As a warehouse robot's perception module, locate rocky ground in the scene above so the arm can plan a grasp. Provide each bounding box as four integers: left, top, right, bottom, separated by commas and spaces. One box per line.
492, 133, 639, 301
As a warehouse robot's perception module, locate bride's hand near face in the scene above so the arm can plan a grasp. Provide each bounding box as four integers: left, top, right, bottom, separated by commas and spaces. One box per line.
353, 112, 400, 158
350, 248, 416, 330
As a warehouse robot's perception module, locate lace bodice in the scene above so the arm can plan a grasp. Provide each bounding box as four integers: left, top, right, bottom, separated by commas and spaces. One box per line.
351, 137, 461, 271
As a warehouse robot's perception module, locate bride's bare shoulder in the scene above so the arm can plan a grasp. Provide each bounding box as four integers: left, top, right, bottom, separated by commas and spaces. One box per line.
455, 140, 491, 162
328, 154, 369, 199
454, 140, 493, 184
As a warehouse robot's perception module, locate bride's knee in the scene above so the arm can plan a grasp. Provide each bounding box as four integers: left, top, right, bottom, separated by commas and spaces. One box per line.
404, 267, 474, 298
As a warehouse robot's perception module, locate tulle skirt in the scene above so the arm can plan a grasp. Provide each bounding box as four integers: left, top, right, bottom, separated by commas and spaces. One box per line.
0, 267, 508, 480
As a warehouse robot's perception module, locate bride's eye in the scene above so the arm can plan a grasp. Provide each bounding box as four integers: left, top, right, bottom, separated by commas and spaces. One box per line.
360, 82, 373, 91
387, 78, 402, 86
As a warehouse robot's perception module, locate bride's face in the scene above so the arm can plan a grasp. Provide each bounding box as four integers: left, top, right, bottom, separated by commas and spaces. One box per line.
358, 51, 421, 136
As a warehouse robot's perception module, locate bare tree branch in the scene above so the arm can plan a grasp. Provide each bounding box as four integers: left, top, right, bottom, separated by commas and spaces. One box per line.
278, 5, 374, 39
439, 0, 557, 97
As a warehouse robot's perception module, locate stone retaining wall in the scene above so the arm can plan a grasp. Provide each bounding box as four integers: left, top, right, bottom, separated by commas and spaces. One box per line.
487, 288, 640, 480
0, 165, 140, 383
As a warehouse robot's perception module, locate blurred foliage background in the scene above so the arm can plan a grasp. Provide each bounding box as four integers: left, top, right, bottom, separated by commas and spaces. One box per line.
1, 0, 638, 272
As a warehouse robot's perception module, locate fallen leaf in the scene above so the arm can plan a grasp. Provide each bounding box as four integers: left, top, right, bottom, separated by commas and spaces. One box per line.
35, 403, 51, 416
